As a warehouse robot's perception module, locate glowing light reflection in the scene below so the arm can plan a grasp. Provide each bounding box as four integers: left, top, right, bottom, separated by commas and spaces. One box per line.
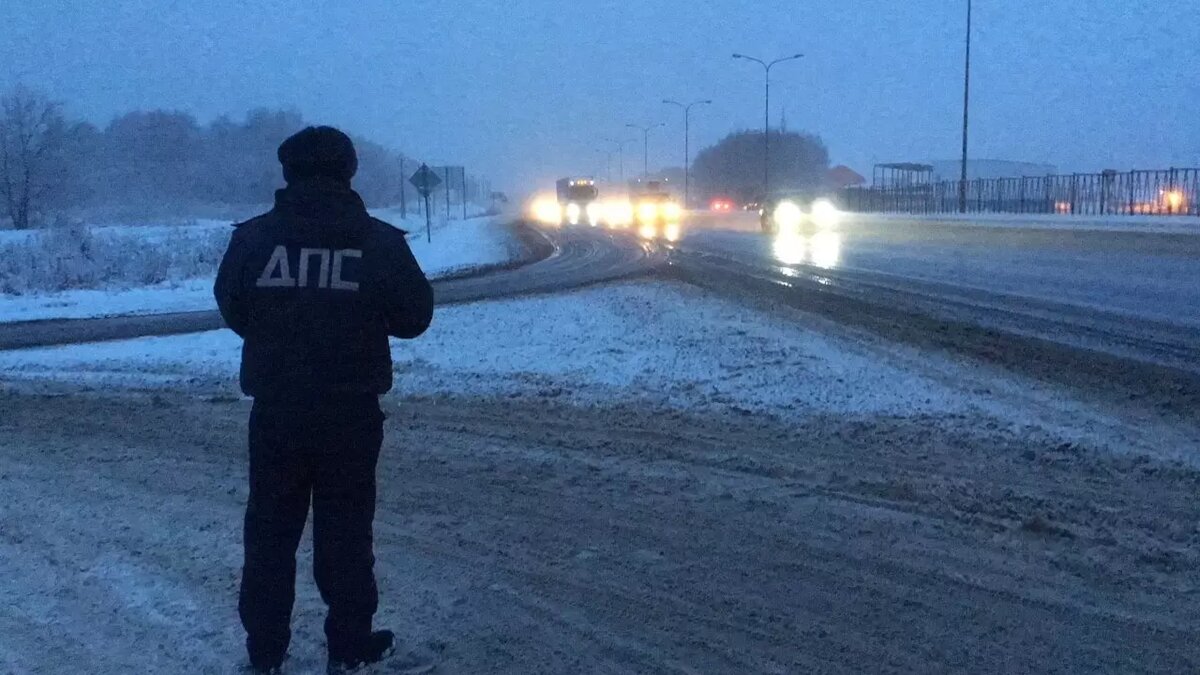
772, 231, 843, 270
809, 230, 842, 269
772, 233, 805, 265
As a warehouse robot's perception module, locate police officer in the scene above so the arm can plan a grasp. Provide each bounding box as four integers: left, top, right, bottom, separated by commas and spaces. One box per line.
215, 126, 434, 674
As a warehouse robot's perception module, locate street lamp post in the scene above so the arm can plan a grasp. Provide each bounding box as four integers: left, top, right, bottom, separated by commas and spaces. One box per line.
732, 52, 803, 197
602, 137, 638, 182
959, 0, 972, 213
663, 98, 712, 208
626, 122, 665, 178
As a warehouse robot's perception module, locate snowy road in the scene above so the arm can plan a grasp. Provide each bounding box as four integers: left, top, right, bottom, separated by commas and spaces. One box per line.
684, 214, 1200, 328
675, 213, 1200, 375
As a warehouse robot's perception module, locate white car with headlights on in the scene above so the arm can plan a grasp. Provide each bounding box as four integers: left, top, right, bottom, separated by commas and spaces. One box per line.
760, 193, 841, 234
630, 192, 683, 242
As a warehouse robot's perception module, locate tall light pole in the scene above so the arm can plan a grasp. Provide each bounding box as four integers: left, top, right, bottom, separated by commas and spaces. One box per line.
732, 52, 803, 197
602, 137, 638, 182
626, 122, 665, 178
663, 98, 712, 208
959, 0, 972, 213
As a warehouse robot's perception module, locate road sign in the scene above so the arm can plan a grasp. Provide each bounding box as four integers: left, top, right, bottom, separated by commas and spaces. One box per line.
409, 164, 442, 197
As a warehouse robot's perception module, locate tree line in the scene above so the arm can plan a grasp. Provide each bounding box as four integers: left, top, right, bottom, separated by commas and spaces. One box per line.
691, 129, 831, 204
0, 85, 428, 229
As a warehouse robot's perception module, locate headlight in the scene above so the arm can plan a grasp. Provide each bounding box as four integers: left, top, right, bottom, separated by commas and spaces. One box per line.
773, 200, 803, 233
605, 200, 633, 226
532, 198, 561, 224
585, 202, 602, 226
637, 202, 658, 222
638, 222, 657, 239
811, 198, 840, 228
565, 202, 582, 224
663, 222, 681, 242
662, 202, 682, 221
772, 232, 805, 266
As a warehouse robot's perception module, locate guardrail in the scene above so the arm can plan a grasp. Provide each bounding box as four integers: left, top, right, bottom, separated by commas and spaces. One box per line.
840, 168, 1200, 216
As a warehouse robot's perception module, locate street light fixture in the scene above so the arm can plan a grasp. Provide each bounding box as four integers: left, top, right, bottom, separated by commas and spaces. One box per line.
663, 98, 712, 208
602, 137, 638, 182
732, 52, 803, 197
625, 122, 665, 178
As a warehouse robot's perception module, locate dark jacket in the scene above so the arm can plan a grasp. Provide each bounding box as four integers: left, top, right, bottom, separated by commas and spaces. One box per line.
214, 178, 433, 402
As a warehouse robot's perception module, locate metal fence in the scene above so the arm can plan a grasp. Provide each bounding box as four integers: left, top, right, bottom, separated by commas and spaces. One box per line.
840, 168, 1200, 216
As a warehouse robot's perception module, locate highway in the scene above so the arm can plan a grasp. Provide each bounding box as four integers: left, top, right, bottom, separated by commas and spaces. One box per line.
684, 212, 1200, 327
673, 212, 1200, 377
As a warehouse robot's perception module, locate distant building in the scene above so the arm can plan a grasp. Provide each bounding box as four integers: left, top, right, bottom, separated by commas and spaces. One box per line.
826, 165, 866, 189
928, 159, 1057, 182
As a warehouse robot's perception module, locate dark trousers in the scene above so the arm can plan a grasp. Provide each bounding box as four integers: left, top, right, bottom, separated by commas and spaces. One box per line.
239, 396, 384, 664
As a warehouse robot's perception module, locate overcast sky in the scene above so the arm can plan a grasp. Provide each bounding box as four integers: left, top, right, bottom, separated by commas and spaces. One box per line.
3, 0, 1197, 191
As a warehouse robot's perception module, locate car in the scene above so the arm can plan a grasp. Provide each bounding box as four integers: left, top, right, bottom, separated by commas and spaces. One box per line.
631, 191, 682, 226
759, 193, 841, 234
632, 194, 684, 242
709, 197, 735, 212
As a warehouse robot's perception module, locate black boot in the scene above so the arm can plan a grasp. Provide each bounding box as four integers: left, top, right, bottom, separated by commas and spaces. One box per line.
327, 630, 436, 674
326, 630, 395, 673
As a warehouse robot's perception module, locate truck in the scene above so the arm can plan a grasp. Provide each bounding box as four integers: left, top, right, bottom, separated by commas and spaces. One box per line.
555, 177, 600, 225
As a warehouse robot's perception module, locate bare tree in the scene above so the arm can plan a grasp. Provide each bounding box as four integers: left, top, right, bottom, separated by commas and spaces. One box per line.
0, 85, 65, 229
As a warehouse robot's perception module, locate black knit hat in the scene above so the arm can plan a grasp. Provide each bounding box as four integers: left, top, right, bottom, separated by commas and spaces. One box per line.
277, 126, 358, 185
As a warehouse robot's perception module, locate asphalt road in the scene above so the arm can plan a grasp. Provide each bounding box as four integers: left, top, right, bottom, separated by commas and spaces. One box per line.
0, 224, 663, 351
673, 212, 1200, 375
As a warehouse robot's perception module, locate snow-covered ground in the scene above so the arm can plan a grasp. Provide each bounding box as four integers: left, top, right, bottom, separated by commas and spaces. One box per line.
0, 280, 1187, 461
0, 282, 959, 416
0, 218, 236, 245
0, 214, 517, 323
2, 279, 1198, 673
400, 213, 520, 278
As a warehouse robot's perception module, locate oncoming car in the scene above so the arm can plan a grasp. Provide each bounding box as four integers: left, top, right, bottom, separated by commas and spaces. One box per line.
632, 191, 683, 242
623, 179, 683, 241
759, 193, 842, 234
633, 191, 682, 225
